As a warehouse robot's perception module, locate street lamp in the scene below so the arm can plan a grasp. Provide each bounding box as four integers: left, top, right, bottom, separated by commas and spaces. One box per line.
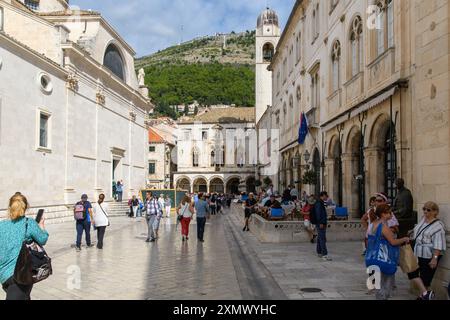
303, 150, 311, 163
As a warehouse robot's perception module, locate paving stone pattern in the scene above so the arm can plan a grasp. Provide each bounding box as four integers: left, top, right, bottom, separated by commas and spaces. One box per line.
0, 207, 418, 300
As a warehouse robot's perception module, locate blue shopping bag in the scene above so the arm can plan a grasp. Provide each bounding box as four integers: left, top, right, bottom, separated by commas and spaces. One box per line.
365, 223, 399, 275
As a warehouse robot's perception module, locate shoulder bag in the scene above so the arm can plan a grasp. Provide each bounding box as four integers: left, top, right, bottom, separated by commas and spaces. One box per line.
411, 219, 439, 250
98, 203, 111, 227
14, 218, 52, 285
365, 223, 400, 275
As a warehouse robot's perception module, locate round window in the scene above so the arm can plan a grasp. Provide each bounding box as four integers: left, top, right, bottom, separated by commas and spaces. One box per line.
38, 73, 53, 94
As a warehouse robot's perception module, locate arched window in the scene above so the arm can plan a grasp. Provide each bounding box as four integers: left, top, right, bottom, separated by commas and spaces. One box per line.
104, 44, 125, 81
331, 40, 341, 92
296, 33, 301, 62
312, 9, 316, 41
289, 95, 294, 128
0, 7, 4, 31
211, 150, 216, 167
263, 43, 274, 62
376, 1, 385, 56
374, 0, 394, 58
350, 16, 363, 77
193, 148, 199, 167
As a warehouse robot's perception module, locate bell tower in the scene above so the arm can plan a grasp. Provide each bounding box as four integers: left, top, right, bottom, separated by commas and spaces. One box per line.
255, 8, 281, 125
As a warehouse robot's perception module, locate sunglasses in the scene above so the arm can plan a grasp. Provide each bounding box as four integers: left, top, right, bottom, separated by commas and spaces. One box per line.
422, 207, 433, 212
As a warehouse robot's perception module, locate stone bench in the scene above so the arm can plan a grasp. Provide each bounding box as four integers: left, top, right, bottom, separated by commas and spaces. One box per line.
232, 203, 365, 243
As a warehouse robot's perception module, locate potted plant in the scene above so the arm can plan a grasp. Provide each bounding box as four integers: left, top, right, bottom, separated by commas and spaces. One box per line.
302, 170, 317, 185
263, 176, 272, 187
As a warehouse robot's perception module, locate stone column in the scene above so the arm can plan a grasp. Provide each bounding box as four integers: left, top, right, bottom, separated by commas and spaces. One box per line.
342, 153, 360, 219
324, 159, 335, 198
364, 147, 383, 198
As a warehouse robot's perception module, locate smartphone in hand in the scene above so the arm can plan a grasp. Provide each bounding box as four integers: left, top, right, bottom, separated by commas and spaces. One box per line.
35, 209, 44, 223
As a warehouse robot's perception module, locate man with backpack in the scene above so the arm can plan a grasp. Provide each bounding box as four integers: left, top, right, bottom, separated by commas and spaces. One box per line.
312, 192, 332, 261
74, 194, 94, 252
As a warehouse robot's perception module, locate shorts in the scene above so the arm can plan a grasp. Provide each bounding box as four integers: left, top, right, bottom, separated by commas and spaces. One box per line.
304, 220, 314, 230
245, 208, 255, 218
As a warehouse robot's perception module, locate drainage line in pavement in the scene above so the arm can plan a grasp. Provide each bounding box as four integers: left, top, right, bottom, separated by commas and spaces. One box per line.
223, 214, 287, 300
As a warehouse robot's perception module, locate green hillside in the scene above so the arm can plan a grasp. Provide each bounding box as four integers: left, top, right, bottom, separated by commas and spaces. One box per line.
135, 31, 256, 119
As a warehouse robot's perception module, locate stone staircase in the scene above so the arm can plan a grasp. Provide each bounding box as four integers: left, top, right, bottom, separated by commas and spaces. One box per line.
107, 201, 130, 217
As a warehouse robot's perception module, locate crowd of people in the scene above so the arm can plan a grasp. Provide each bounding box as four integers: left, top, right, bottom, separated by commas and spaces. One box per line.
0, 178, 448, 300
240, 178, 447, 300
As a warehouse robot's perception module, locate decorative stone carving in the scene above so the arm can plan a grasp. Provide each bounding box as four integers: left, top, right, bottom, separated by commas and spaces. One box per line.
66, 72, 79, 91
96, 89, 105, 105
138, 68, 145, 86
129, 111, 137, 122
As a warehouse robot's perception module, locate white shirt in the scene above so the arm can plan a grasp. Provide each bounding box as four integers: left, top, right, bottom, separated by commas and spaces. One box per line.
93, 202, 109, 227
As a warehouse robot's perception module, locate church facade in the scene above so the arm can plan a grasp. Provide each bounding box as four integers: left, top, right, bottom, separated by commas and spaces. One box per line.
0, 0, 153, 219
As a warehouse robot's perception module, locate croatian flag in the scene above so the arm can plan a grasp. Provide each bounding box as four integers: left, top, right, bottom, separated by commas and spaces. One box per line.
298, 112, 308, 145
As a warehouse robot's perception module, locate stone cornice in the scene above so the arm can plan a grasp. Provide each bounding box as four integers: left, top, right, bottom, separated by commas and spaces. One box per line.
61, 42, 153, 111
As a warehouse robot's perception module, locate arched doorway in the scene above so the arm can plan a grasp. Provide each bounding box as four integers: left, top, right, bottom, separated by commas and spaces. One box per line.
210, 178, 224, 194
193, 177, 207, 193
312, 149, 321, 197
331, 139, 343, 206
176, 178, 191, 192
369, 115, 398, 202
384, 123, 397, 201
246, 176, 256, 194
226, 178, 240, 195
347, 128, 363, 217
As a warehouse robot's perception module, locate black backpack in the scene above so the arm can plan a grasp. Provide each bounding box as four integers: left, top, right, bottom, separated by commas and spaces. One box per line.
309, 203, 318, 225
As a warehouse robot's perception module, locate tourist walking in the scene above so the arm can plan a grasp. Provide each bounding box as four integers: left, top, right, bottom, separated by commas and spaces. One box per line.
361, 196, 377, 255
195, 193, 210, 242
267, 184, 274, 196
392, 178, 414, 220
407, 201, 446, 300
112, 181, 117, 201
116, 181, 123, 202
0, 194, 49, 300
366, 204, 410, 300
130, 195, 139, 218
177, 196, 195, 241
74, 194, 94, 251
313, 192, 332, 261
145, 192, 163, 242
158, 194, 165, 216
164, 195, 172, 218
92, 194, 109, 250
210, 193, 217, 215
290, 185, 299, 201
302, 195, 317, 243
243, 193, 257, 232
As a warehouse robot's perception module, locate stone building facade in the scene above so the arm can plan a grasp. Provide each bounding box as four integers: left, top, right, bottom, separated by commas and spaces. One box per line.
174, 108, 258, 195
265, 0, 449, 298
0, 0, 152, 219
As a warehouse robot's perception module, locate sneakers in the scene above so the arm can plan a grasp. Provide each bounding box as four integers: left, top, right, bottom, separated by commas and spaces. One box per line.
419, 291, 435, 300
322, 256, 332, 261
317, 254, 323, 258
76, 247, 81, 252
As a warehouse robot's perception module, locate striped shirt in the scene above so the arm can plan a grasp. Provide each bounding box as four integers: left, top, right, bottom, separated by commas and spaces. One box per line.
413, 218, 446, 259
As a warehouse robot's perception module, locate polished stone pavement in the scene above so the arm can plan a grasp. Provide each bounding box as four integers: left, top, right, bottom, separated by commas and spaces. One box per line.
0, 207, 417, 300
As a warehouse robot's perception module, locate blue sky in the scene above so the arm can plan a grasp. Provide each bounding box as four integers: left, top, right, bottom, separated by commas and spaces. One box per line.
70, 0, 295, 57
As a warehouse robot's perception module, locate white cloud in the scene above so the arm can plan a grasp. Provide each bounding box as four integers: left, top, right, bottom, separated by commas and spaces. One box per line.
71, 0, 295, 57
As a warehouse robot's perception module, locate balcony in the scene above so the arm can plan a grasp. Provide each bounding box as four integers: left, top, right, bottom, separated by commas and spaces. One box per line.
368, 47, 395, 90
345, 72, 364, 106
327, 89, 342, 117
306, 107, 320, 129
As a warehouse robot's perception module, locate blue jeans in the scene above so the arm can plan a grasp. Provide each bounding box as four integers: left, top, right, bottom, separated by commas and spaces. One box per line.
197, 217, 206, 240
76, 220, 91, 248
316, 226, 328, 256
